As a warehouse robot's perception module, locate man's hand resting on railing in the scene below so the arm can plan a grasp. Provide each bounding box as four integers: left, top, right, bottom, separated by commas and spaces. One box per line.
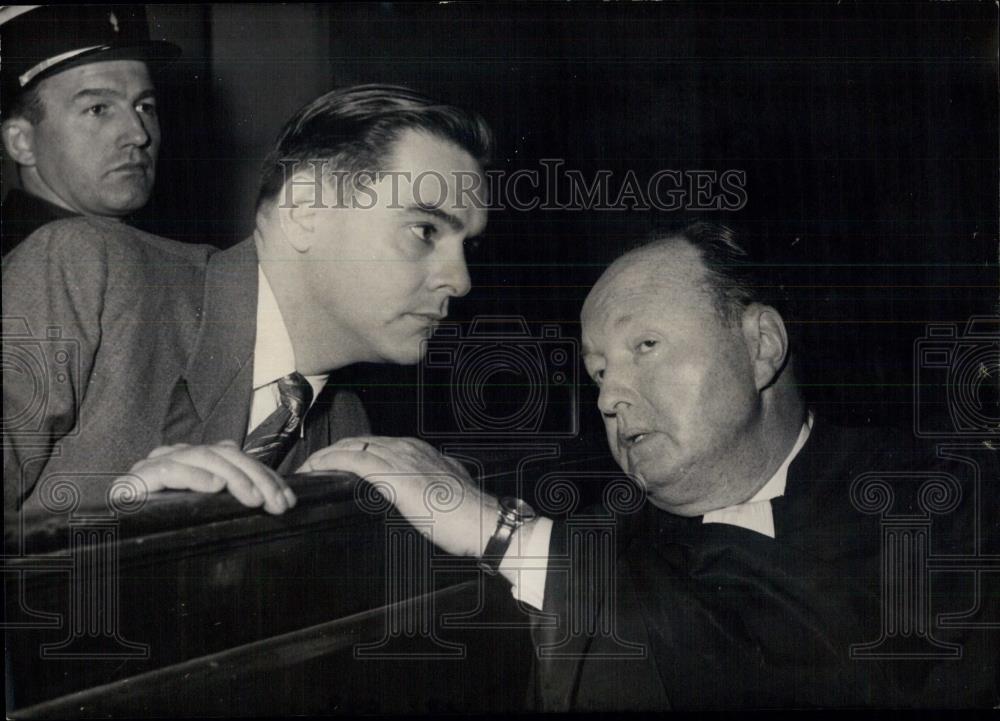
119, 440, 296, 514
298, 436, 500, 559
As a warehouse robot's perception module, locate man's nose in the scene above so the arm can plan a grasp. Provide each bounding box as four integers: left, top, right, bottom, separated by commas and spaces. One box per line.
596, 369, 633, 417
432, 251, 472, 298
119, 108, 154, 148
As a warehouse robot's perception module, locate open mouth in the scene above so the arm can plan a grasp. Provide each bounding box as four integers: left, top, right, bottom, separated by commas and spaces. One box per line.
622, 432, 650, 448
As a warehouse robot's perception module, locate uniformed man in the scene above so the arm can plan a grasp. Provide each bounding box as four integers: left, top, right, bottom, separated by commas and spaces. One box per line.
0, 4, 179, 255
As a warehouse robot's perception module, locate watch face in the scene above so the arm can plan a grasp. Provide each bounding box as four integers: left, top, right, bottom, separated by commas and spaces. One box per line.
500, 496, 536, 522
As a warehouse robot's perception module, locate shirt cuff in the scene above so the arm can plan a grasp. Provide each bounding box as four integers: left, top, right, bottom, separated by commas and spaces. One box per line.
499, 515, 553, 611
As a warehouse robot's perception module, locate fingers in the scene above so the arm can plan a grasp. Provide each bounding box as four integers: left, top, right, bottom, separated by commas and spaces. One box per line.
331, 436, 451, 465
328, 436, 378, 453
300, 437, 438, 473
301, 436, 470, 482
297, 447, 374, 475
299, 436, 490, 559
131, 442, 293, 514
130, 456, 228, 495
212, 442, 295, 513
330, 436, 432, 452
147, 443, 191, 459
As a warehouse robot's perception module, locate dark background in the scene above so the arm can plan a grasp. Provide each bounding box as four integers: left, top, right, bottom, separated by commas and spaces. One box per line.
25, 2, 1000, 444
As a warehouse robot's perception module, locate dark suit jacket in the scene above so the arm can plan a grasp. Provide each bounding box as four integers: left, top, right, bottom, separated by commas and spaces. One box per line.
531, 418, 1000, 709
3, 218, 369, 514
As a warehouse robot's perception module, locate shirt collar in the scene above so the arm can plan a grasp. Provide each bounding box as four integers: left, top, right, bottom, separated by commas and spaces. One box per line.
252, 266, 328, 398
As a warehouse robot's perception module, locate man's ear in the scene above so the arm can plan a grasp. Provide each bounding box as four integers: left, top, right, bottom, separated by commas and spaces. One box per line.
740, 303, 789, 392
2, 118, 38, 166
276, 171, 330, 253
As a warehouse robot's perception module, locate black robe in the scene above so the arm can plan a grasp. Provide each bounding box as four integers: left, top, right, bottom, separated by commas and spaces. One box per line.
530, 417, 1000, 709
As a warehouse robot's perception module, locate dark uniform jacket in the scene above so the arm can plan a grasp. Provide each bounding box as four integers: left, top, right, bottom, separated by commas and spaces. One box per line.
1, 189, 78, 257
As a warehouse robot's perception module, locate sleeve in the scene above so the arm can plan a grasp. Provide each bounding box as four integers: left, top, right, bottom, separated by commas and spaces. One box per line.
526, 516, 601, 711
3, 222, 107, 511
500, 515, 553, 610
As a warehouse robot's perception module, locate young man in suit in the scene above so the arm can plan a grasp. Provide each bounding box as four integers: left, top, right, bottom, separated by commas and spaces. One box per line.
3, 84, 491, 516
0, 5, 179, 255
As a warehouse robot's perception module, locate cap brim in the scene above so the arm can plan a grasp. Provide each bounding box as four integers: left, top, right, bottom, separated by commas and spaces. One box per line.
23, 40, 182, 89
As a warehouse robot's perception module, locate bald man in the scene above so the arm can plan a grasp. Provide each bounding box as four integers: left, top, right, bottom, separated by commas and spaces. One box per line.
306, 222, 999, 709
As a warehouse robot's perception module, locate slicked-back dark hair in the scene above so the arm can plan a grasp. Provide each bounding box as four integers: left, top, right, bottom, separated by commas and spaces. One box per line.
676, 221, 775, 323
256, 83, 493, 211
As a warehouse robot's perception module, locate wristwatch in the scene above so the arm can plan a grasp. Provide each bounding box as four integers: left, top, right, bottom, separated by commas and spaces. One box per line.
478, 496, 537, 575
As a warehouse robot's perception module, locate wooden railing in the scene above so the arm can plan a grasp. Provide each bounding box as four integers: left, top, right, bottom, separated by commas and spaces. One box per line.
4, 470, 540, 715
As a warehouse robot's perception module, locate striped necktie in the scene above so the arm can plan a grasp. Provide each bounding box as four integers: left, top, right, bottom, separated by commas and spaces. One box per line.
243, 371, 314, 469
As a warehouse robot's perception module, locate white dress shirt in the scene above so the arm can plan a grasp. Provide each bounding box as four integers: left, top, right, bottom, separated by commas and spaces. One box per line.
247, 267, 327, 436
505, 414, 814, 611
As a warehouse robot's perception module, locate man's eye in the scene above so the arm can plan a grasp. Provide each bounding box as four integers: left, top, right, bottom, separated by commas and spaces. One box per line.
136, 101, 157, 116
85, 104, 108, 116
409, 224, 436, 244
636, 339, 658, 353
591, 369, 605, 384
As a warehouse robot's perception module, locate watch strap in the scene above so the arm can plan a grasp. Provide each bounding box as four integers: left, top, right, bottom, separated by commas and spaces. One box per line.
478, 514, 517, 575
